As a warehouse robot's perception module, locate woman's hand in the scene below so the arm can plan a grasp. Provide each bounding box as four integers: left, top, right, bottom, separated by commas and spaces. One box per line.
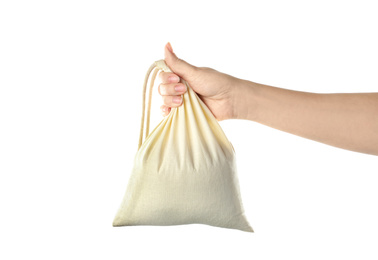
158, 43, 378, 155
158, 42, 245, 121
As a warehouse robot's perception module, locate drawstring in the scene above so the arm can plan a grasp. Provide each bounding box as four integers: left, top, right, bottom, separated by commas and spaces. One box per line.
138, 60, 172, 149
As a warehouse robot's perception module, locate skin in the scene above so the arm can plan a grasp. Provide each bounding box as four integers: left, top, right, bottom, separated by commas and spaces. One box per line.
159, 42, 378, 156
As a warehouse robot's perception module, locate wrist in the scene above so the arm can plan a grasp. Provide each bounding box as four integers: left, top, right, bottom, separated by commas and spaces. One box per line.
231, 79, 261, 121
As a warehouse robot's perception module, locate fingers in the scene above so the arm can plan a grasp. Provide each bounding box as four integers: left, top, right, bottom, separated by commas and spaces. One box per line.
161, 95, 182, 107
158, 82, 187, 96
164, 42, 197, 79
158, 82, 185, 107
159, 71, 180, 84
160, 105, 171, 117
158, 71, 186, 117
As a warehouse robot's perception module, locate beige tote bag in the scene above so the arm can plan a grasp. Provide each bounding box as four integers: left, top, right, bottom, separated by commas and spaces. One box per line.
112, 59, 253, 232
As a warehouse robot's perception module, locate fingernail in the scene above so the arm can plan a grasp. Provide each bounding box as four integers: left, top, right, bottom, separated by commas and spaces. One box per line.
167, 42, 173, 53
174, 85, 186, 92
173, 96, 182, 104
168, 76, 179, 83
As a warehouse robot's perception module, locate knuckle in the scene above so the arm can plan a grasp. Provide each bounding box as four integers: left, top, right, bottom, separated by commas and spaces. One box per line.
167, 83, 177, 95
159, 72, 171, 83
177, 59, 184, 68
158, 71, 164, 81
173, 57, 182, 67
159, 84, 166, 95
163, 96, 172, 106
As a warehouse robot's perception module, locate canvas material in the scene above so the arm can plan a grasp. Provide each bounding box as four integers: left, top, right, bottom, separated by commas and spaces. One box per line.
112, 60, 253, 232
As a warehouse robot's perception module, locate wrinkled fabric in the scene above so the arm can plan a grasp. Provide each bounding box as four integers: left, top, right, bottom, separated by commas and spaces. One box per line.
112, 60, 253, 232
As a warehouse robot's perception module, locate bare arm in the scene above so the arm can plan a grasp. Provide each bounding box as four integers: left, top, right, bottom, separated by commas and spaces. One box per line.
235, 80, 378, 156
160, 42, 378, 156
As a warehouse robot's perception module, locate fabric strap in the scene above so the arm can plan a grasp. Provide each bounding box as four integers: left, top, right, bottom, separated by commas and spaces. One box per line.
138, 60, 172, 149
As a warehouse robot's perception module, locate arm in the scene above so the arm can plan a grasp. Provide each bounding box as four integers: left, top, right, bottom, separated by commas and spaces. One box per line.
235, 80, 378, 156
160, 42, 378, 156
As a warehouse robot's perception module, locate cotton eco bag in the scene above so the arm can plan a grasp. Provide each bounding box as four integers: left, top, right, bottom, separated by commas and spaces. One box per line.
113, 60, 253, 232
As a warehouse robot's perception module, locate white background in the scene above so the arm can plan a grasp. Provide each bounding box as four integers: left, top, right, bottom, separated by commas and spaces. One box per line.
1, 0, 377, 259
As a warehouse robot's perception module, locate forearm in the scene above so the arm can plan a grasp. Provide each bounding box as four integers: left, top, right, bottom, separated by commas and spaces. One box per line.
234, 80, 378, 156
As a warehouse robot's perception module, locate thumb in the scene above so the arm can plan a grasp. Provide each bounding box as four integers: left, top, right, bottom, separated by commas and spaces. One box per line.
164, 42, 197, 80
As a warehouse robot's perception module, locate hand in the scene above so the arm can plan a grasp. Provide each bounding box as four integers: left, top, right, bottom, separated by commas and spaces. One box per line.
158, 43, 378, 156
158, 42, 244, 121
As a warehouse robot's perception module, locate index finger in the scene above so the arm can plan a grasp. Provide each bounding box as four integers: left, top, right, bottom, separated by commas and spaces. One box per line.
158, 71, 180, 84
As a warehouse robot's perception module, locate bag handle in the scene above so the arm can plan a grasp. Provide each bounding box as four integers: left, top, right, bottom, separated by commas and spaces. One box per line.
138, 60, 172, 149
